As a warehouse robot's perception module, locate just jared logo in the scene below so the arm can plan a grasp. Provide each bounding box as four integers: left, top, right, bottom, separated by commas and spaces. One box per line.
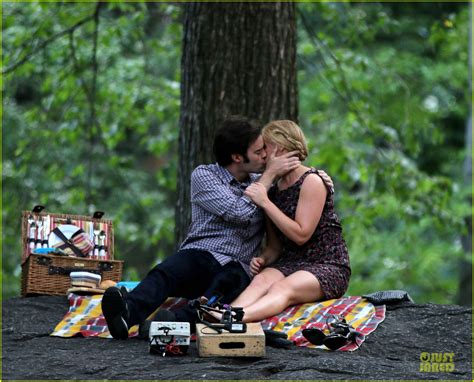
419, 352, 455, 373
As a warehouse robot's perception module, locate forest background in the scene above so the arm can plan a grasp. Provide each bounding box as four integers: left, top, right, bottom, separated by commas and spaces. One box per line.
2, 1, 471, 305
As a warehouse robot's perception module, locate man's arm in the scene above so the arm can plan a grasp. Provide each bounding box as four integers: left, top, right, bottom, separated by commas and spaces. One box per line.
191, 166, 258, 224
249, 217, 281, 275
260, 216, 282, 265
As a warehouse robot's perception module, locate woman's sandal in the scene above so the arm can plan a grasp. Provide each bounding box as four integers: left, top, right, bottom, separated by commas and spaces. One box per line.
302, 327, 327, 345
302, 315, 362, 351
199, 308, 221, 324
195, 297, 244, 324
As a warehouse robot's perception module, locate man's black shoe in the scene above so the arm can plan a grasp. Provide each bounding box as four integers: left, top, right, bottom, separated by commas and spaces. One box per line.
102, 286, 130, 340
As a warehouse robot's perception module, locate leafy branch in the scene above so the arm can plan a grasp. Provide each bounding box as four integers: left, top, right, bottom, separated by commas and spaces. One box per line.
86, 2, 102, 205
67, 2, 103, 204
3, 12, 96, 75
298, 7, 396, 153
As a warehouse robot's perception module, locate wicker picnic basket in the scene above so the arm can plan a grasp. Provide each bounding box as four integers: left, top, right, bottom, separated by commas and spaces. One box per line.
21, 209, 123, 296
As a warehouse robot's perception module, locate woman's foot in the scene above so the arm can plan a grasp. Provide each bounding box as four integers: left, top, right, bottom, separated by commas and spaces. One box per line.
195, 297, 244, 323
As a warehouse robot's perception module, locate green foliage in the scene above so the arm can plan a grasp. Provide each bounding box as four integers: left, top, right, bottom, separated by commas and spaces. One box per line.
2, 2, 469, 304
2, 2, 181, 296
297, 3, 469, 303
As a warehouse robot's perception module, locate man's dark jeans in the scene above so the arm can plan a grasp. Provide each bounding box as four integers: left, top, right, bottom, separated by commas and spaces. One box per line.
125, 249, 251, 326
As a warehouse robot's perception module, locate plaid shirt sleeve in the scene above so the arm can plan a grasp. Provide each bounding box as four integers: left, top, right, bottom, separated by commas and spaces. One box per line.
191, 166, 258, 224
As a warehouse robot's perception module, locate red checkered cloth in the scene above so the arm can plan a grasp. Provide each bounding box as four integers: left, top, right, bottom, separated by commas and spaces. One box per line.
51, 294, 385, 351
51, 294, 187, 338
261, 295, 386, 351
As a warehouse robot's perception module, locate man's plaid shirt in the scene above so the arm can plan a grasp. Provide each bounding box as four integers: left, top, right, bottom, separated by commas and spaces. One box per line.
180, 164, 264, 275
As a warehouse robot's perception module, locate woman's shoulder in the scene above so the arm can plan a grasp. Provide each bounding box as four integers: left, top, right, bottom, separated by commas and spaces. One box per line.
296, 167, 321, 185
300, 171, 326, 191
306, 168, 335, 195
296, 172, 328, 208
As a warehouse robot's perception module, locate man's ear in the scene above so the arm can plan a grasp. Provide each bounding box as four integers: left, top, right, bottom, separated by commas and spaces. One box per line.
231, 154, 243, 163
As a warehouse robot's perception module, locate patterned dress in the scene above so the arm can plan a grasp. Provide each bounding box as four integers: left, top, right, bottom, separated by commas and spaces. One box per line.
268, 168, 351, 299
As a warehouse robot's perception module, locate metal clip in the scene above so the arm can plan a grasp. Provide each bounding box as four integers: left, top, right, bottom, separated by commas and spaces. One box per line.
98, 262, 113, 272
35, 256, 52, 266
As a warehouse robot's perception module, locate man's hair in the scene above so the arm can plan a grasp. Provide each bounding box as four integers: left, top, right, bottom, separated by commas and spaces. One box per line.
213, 116, 263, 166
262, 120, 308, 161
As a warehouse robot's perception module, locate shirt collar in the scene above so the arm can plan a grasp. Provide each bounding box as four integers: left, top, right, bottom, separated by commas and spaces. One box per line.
216, 164, 251, 187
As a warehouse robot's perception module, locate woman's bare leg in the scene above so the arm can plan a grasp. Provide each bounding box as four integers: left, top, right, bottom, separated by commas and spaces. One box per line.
231, 268, 285, 308
242, 271, 325, 323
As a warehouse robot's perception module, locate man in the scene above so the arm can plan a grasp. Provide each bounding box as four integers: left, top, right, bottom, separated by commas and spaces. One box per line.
102, 116, 301, 339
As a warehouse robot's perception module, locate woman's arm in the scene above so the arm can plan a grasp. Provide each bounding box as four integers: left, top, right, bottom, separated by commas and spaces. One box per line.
245, 174, 327, 246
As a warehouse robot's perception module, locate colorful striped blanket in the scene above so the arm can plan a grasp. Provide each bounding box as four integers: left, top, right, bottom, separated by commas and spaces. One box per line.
51, 294, 385, 351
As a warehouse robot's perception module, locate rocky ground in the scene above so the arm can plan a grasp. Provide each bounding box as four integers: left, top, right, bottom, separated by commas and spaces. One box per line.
1, 295, 472, 380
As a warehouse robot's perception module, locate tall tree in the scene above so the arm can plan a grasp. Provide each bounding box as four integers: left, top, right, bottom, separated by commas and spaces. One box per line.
458, 9, 472, 305
458, 115, 472, 305
176, 2, 298, 243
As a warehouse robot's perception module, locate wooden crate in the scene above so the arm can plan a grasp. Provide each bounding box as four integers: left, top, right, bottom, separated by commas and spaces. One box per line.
20, 210, 123, 296
196, 323, 265, 357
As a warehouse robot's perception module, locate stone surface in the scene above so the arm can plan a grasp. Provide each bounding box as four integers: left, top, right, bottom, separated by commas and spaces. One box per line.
1, 296, 472, 380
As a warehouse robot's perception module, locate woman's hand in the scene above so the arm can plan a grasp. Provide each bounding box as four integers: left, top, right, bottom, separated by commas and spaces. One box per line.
244, 182, 269, 207
250, 257, 265, 276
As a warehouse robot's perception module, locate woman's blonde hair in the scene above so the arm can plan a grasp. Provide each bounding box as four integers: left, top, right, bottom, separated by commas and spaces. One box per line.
262, 120, 308, 161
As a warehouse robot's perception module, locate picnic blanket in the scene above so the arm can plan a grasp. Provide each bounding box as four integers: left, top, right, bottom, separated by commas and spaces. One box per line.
51, 294, 385, 351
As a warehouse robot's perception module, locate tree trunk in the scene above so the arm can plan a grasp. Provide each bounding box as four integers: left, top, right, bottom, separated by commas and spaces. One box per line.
457, 114, 472, 306
175, 2, 298, 245
457, 7, 472, 306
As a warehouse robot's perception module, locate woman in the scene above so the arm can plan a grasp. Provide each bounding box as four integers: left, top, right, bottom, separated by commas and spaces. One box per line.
232, 120, 351, 323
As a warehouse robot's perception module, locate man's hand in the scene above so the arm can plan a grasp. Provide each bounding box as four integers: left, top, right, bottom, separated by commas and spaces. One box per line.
244, 182, 269, 208
258, 147, 300, 189
316, 169, 335, 193
250, 257, 265, 276
265, 147, 301, 178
